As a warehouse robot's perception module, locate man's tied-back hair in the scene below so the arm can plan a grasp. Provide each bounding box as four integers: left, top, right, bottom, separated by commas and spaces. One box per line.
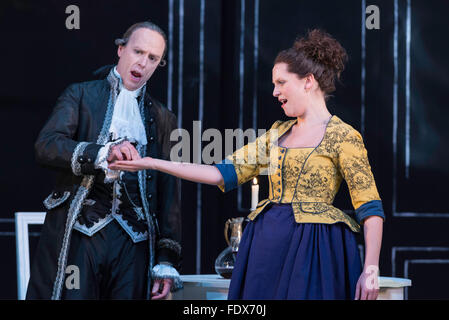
115, 21, 168, 67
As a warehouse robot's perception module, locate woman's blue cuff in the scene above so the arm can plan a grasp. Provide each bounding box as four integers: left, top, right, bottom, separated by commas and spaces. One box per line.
355, 200, 385, 224
214, 160, 238, 192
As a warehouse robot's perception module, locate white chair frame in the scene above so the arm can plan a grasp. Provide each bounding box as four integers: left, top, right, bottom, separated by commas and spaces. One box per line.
15, 212, 46, 300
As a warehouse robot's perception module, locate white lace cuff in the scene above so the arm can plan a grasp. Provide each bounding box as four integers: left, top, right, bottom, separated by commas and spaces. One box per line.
152, 264, 183, 291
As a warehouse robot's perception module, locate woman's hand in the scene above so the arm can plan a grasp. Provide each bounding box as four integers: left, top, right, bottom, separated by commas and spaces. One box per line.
354, 265, 380, 300
108, 157, 155, 172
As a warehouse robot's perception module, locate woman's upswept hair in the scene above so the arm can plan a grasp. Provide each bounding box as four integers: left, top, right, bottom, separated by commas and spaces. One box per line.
275, 29, 348, 99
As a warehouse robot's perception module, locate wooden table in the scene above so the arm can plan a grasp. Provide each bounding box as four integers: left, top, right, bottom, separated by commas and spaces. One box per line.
172, 274, 412, 300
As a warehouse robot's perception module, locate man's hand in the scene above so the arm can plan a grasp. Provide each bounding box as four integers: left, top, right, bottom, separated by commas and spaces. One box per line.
107, 141, 141, 163
151, 278, 173, 300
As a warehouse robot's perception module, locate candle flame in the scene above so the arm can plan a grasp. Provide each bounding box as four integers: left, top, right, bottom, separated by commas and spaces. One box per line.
253, 178, 258, 185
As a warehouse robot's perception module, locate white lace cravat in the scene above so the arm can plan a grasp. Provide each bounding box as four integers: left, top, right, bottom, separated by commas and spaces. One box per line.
109, 68, 147, 145
95, 67, 148, 182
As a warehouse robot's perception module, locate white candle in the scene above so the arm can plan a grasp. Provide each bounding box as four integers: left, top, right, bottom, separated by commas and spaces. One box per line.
251, 178, 259, 210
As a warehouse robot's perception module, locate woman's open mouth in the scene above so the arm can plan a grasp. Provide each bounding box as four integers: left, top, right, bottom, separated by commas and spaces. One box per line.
280, 99, 288, 108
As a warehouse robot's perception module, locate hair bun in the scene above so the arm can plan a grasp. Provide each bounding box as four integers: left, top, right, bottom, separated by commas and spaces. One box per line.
274, 29, 348, 97
293, 29, 347, 76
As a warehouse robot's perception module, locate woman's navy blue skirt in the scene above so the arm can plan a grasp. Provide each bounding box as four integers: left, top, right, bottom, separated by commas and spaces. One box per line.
228, 204, 362, 300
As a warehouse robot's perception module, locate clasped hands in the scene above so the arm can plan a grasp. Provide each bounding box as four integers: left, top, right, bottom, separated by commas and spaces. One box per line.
107, 141, 152, 172
107, 141, 172, 299
107, 140, 141, 163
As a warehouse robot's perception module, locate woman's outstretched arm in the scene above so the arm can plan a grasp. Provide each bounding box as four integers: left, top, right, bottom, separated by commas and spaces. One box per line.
108, 157, 224, 186
354, 215, 383, 300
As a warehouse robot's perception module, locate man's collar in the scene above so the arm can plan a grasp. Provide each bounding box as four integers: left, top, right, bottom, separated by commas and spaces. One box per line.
107, 66, 146, 98
113, 67, 145, 97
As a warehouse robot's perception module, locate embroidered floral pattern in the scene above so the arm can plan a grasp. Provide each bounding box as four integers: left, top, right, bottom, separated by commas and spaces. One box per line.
227, 116, 381, 233
279, 150, 309, 200
297, 164, 337, 202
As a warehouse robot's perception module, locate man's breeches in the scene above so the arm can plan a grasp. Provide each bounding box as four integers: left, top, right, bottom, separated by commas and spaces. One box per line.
62, 219, 148, 299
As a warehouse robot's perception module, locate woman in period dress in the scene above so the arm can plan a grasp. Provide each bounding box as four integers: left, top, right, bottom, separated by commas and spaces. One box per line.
109, 29, 385, 300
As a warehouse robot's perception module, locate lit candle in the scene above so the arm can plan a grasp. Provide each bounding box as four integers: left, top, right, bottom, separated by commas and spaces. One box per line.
251, 178, 259, 211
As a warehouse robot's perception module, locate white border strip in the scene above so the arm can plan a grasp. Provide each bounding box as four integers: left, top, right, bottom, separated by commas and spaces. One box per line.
178, 0, 184, 128
252, 0, 259, 130
391, 0, 448, 217
196, 0, 206, 274
15, 212, 46, 300
392, 0, 399, 216
237, 0, 247, 213
405, 0, 411, 178
404, 259, 449, 299
391, 246, 449, 277
361, 0, 366, 136
167, 0, 174, 111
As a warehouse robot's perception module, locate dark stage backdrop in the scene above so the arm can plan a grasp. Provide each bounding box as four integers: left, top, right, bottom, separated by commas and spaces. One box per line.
0, 0, 448, 299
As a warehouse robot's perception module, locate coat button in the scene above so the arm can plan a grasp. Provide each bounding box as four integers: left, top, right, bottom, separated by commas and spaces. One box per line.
148, 194, 153, 199
147, 174, 153, 180
149, 136, 155, 143
149, 101, 153, 106
53, 191, 61, 198
149, 117, 155, 123
78, 156, 86, 164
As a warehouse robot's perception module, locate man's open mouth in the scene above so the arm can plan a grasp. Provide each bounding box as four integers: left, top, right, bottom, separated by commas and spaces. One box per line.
130, 71, 142, 80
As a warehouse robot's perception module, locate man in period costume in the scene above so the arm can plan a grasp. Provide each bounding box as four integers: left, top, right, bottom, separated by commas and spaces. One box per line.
27, 21, 182, 300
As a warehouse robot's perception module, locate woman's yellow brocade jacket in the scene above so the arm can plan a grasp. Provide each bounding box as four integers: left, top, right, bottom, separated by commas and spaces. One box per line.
214, 115, 385, 233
